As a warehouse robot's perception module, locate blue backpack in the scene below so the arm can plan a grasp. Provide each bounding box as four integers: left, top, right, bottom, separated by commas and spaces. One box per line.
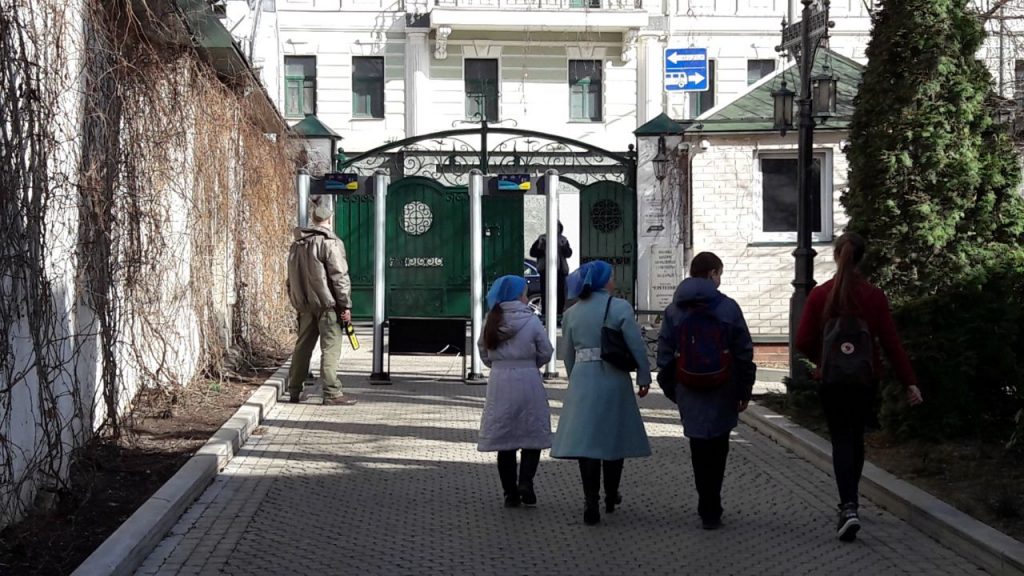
674, 298, 732, 390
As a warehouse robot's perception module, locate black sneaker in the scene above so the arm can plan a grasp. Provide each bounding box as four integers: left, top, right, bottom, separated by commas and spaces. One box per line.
837, 505, 861, 542
518, 484, 537, 507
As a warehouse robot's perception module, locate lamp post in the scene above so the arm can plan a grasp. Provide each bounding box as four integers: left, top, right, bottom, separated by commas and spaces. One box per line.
652, 135, 670, 182
774, 0, 834, 378
292, 113, 343, 175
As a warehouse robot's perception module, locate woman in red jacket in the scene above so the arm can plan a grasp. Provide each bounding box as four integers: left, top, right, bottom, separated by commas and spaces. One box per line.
796, 232, 923, 543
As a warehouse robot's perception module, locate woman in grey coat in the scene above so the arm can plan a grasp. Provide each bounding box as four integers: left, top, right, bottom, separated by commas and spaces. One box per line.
551, 261, 651, 526
477, 275, 555, 508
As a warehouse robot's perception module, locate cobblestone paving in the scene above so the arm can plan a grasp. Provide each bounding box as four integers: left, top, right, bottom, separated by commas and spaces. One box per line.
136, 336, 985, 576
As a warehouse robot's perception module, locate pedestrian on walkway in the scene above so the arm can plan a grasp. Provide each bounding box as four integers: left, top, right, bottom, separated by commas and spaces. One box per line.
655, 252, 756, 530
529, 221, 572, 318
551, 260, 651, 526
796, 231, 924, 542
285, 201, 356, 406
477, 275, 555, 508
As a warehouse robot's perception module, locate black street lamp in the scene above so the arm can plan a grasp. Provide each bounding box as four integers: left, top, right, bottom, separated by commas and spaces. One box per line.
652, 135, 670, 181
775, 0, 833, 378
812, 71, 838, 120
771, 80, 796, 136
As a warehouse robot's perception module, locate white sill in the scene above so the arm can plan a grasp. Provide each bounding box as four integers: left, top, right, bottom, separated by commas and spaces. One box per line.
351, 116, 385, 122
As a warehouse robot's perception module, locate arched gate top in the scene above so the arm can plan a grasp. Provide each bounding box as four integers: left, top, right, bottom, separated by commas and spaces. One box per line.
338, 125, 636, 189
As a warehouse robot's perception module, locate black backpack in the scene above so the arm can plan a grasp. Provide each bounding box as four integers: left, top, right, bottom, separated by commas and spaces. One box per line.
820, 316, 874, 387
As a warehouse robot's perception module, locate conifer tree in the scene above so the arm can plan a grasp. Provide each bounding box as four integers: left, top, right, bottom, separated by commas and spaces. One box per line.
844, 0, 1024, 304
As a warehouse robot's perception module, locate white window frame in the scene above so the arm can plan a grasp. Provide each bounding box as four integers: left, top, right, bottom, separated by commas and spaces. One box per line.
463, 57, 501, 122
753, 149, 834, 243
567, 59, 604, 123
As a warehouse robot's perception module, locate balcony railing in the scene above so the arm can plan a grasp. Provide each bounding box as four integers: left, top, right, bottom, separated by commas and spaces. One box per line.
433, 0, 643, 9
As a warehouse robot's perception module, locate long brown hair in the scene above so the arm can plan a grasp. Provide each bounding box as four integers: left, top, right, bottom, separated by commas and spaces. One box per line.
483, 306, 505, 350
825, 232, 867, 318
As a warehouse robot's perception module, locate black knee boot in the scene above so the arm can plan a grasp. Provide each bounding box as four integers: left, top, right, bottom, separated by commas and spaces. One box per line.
518, 449, 540, 506
603, 459, 624, 513
578, 458, 601, 525
497, 451, 520, 507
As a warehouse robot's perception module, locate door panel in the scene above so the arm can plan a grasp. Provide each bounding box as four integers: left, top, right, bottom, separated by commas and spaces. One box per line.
579, 181, 636, 304
334, 192, 375, 319
386, 177, 470, 318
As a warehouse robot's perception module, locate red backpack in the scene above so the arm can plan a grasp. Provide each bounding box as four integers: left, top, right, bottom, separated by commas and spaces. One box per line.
675, 298, 732, 390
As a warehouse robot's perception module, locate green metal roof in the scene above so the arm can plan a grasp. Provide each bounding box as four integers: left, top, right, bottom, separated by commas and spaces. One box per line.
634, 112, 685, 136
687, 49, 864, 134
291, 114, 342, 139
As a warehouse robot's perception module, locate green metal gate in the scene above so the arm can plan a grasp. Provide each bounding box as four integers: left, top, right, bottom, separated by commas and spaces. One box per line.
335, 192, 374, 318
579, 181, 636, 304
335, 177, 523, 319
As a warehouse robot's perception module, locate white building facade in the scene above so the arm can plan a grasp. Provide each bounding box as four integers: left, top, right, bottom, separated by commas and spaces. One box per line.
220, 0, 1017, 340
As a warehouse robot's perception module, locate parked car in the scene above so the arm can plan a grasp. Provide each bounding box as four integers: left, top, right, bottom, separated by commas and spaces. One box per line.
524, 259, 543, 314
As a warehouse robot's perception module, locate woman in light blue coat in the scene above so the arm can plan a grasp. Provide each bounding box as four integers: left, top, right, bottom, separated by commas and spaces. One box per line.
478, 275, 555, 508
551, 261, 651, 525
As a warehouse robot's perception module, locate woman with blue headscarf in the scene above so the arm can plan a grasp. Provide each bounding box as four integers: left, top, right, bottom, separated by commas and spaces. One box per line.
551, 260, 652, 526
477, 275, 555, 508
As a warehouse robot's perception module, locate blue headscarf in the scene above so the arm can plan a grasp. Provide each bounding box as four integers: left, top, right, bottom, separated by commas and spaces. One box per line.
566, 260, 613, 300
486, 275, 528, 311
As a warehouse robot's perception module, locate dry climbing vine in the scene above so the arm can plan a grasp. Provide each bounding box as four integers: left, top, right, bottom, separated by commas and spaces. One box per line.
0, 0, 297, 528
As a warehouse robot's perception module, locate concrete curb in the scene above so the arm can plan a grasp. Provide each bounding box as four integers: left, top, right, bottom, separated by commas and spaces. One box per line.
71, 364, 288, 576
742, 403, 1024, 576
756, 367, 787, 383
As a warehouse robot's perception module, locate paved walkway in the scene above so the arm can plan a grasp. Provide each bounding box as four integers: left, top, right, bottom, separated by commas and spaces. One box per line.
137, 334, 984, 576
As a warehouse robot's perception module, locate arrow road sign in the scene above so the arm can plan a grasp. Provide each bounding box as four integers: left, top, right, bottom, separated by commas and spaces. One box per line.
665, 47, 708, 93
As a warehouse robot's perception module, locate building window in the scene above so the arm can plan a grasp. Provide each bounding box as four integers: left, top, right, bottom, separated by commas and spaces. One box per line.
755, 151, 833, 242
570, 0, 602, 6
284, 56, 316, 118
465, 58, 499, 121
569, 60, 603, 122
688, 59, 716, 118
747, 59, 776, 85
353, 57, 385, 119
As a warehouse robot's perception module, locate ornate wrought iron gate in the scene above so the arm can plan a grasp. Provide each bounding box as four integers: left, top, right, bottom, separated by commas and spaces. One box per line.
335, 124, 637, 318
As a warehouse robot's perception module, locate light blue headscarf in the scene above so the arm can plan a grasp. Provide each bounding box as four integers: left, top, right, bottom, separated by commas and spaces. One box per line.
486, 275, 528, 311
566, 260, 613, 300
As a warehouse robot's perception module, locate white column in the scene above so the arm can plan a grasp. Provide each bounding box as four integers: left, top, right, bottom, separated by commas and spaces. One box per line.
370, 170, 390, 383
405, 29, 430, 137
296, 169, 310, 227
543, 170, 560, 379
468, 170, 485, 382
637, 32, 663, 125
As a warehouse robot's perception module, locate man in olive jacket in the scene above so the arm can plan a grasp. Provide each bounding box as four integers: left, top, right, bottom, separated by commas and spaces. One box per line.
286, 203, 355, 405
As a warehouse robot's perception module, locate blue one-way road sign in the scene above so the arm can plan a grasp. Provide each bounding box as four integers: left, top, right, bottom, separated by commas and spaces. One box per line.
665, 47, 708, 93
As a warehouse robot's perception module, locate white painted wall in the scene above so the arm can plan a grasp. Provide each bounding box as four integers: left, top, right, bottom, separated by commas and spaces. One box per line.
636, 131, 848, 340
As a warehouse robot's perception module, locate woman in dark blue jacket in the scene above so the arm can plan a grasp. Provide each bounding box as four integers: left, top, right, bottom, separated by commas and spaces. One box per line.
656, 252, 757, 529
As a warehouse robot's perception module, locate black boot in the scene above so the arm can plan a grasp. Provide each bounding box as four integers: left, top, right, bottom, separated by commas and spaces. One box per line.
603, 459, 624, 513
517, 449, 540, 507
498, 451, 520, 507
579, 458, 601, 525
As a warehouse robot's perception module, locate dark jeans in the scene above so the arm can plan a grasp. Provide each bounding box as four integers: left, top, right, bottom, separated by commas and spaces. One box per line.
539, 272, 567, 316
690, 434, 730, 522
497, 449, 541, 496
819, 383, 876, 508
577, 458, 624, 502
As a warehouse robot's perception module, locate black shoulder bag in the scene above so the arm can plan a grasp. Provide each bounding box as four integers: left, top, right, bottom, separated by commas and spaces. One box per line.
601, 296, 639, 372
